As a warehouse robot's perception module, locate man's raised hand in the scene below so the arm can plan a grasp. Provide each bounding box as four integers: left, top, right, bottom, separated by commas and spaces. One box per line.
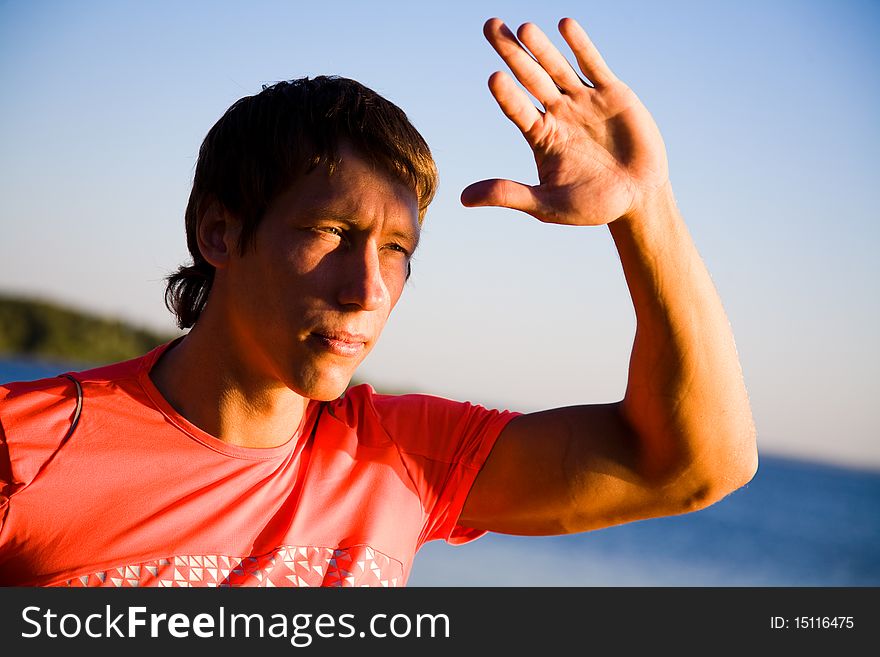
461, 17, 670, 227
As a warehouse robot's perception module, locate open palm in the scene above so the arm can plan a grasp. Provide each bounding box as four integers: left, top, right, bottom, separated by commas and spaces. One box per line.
462, 18, 670, 226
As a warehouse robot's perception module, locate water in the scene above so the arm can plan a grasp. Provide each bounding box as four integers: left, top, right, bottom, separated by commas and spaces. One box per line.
411, 454, 880, 586
3, 357, 878, 586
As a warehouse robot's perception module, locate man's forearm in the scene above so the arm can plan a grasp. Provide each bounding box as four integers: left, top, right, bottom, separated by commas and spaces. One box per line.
609, 182, 757, 508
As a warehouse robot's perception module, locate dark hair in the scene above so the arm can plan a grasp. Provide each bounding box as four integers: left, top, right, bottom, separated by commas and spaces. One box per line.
164, 76, 438, 329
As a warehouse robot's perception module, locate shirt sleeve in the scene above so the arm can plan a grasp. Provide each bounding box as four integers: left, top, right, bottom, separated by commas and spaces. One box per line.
366, 387, 521, 547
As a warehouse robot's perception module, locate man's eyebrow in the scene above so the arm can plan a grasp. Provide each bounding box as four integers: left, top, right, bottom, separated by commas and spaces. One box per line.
388, 228, 420, 249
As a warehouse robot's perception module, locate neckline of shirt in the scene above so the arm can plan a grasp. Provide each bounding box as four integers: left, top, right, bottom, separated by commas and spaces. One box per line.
135, 339, 318, 461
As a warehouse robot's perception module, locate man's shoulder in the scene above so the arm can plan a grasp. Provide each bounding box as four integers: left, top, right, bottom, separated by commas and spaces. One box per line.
0, 349, 158, 428
69, 352, 151, 385
1, 374, 80, 485
1, 372, 79, 419
0, 350, 161, 486
328, 382, 470, 421
326, 383, 519, 457
322, 383, 454, 441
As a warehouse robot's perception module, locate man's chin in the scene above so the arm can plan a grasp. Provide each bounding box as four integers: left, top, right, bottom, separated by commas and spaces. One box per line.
290, 371, 354, 402
305, 388, 348, 402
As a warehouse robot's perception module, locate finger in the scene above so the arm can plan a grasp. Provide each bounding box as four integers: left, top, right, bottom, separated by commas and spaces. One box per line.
558, 17, 617, 87
488, 71, 543, 137
484, 17, 560, 106
461, 178, 541, 217
516, 22, 584, 94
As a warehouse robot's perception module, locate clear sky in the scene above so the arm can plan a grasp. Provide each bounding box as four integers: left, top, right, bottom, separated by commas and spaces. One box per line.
1, 0, 878, 470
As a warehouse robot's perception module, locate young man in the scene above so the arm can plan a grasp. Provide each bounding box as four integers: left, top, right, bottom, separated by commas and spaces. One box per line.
0, 18, 756, 587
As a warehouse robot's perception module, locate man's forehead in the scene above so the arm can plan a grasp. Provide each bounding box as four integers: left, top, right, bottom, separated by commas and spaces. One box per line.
293, 158, 420, 224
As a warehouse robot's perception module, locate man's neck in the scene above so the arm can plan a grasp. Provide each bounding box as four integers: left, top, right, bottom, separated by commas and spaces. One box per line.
149, 320, 310, 449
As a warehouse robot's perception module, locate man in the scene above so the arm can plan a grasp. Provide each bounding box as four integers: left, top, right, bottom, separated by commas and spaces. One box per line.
0, 18, 756, 587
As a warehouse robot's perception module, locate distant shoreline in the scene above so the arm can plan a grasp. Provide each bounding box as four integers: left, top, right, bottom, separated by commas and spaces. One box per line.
0, 293, 179, 364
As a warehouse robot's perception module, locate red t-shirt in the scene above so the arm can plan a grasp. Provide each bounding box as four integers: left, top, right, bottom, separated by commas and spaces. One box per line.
0, 342, 519, 587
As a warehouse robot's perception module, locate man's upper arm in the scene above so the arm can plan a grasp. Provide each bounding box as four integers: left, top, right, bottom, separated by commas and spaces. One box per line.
458, 402, 685, 535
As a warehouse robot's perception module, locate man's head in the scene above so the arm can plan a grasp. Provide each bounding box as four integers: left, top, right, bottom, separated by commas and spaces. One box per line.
165, 76, 438, 329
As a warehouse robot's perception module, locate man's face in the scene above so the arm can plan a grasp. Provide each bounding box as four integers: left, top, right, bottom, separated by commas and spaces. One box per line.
220, 146, 421, 401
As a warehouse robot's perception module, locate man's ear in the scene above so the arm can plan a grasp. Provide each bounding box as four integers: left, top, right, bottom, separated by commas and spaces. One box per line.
197, 202, 242, 269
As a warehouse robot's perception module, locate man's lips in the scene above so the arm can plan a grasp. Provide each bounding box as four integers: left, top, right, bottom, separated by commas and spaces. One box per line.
309, 331, 368, 357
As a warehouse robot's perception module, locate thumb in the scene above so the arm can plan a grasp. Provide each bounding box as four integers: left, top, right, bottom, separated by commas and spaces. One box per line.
460, 179, 541, 216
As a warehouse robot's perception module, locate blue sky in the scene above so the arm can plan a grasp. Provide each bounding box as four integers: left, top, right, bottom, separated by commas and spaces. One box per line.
1, 0, 878, 469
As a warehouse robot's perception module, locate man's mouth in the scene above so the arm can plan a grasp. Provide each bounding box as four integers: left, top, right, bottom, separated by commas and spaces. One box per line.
309, 331, 368, 357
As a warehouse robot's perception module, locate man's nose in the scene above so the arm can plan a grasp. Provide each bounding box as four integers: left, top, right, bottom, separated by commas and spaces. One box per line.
337, 243, 388, 311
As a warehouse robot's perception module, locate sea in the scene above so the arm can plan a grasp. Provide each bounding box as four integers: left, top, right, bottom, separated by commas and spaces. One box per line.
2, 357, 878, 587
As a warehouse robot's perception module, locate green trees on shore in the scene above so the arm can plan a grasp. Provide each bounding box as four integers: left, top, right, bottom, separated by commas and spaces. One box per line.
0, 294, 178, 365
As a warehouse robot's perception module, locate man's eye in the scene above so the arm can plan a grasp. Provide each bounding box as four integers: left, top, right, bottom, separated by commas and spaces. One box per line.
386, 243, 410, 257
316, 226, 344, 238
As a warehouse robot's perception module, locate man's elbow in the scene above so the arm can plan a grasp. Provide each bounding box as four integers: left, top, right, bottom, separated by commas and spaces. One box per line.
724, 420, 760, 494
676, 427, 759, 514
